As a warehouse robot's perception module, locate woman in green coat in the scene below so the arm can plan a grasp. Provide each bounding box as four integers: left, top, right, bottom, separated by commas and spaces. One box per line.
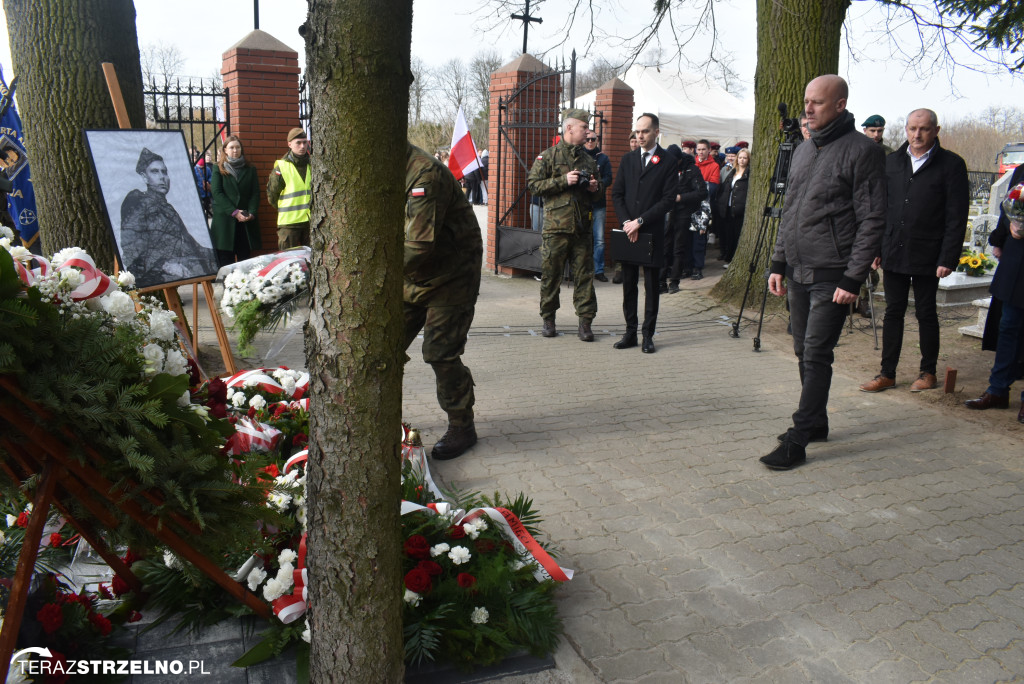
211, 135, 260, 266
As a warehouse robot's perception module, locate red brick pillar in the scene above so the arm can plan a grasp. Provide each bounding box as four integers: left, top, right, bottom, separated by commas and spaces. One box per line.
594, 78, 634, 271
221, 30, 301, 254
487, 54, 562, 273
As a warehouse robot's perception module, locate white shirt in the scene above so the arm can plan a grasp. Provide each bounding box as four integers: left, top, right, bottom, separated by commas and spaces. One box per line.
907, 142, 937, 174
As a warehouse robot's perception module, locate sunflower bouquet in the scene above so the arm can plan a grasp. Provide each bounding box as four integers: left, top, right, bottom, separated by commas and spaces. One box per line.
957, 249, 995, 277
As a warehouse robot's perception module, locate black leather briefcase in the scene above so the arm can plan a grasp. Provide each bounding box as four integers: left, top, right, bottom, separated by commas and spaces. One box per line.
609, 229, 655, 266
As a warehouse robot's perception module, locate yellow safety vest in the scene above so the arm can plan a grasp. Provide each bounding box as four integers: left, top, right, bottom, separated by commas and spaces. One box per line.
274, 159, 311, 226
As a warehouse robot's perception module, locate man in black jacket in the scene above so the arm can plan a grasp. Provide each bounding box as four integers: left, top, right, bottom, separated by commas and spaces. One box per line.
762, 75, 886, 470
611, 113, 678, 353
859, 109, 969, 394
964, 168, 1024, 422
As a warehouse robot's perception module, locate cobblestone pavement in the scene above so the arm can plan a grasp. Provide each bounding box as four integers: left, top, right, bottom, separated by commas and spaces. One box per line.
191, 239, 1024, 682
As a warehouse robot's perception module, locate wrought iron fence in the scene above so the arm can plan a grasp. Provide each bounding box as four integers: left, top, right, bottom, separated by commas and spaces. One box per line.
143, 76, 228, 164
967, 170, 999, 202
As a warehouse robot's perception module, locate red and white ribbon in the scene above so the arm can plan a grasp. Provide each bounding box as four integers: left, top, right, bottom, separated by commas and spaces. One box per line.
257, 251, 309, 280
62, 254, 118, 301
225, 367, 309, 399
12, 253, 51, 288
226, 417, 282, 455
284, 449, 308, 474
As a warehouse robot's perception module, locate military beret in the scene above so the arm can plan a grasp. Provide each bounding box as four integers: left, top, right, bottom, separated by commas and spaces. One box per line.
135, 147, 163, 174
860, 114, 885, 128
735, 140, 749, 149
562, 108, 591, 124
681, 140, 697, 148
287, 127, 307, 142
724, 146, 740, 154
710, 142, 721, 149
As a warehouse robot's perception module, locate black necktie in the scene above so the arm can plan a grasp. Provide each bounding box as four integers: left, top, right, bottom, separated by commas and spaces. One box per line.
642, 151, 650, 167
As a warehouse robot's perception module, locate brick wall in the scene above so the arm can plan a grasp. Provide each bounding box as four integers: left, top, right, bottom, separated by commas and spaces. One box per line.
595, 78, 635, 270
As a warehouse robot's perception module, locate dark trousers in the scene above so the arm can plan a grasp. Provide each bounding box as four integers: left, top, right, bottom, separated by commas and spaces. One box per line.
621, 263, 660, 338
691, 231, 708, 271
660, 214, 676, 284
787, 280, 849, 446
668, 211, 693, 282
720, 212, 743, 262
987, 300, 1024, 399
880, 271, 940, 378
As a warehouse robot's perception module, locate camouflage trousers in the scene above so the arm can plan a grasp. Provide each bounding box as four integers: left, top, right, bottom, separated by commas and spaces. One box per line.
277, 222, 310, 250
404, 300, 476, 427
539, 231, 597, 321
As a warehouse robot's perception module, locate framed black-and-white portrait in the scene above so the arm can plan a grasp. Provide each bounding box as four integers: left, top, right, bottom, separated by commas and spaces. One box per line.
0, 133, 29, 179
84, 129, 219, 290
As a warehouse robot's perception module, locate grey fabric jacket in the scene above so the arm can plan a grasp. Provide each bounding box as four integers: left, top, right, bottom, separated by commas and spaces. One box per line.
771, 111, 887, 294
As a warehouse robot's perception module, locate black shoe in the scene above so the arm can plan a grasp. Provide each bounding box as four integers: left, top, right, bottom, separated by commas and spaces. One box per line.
612, 271, 623, 284
668, 282, 680, 294
777, 426, 828, 443
760, 438, 806, 470
658, 281, 669, 294
594, 273, 608, 282
641, 336, 656, 353
680, 270, 692, 279
578, 319, 594, 342
431, 424, 478, 460
613, 333, 638, 349
691, 271, 703, 280
541, 319, 557, 337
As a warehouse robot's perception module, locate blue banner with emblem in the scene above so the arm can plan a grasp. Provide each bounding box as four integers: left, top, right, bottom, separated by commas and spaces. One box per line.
0, 65, 38, 247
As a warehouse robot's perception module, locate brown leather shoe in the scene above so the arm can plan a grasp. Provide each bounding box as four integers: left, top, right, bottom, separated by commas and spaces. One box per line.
541, 318, 557, 338
909, 372, 937, 392
859, 375, 896, 393
964, 392, 1009, 410
578, 319, 594, 342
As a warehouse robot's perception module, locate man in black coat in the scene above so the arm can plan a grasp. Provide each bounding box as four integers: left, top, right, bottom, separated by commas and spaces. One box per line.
611, 113, 679, 353
965, 166, 1024, 422
859, 108, 968, 394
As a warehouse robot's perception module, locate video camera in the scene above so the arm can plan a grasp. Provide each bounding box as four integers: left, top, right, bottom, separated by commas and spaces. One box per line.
778, 103, 801, 137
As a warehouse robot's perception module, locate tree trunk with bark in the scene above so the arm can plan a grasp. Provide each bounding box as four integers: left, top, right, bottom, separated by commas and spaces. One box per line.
711, 0, 850, 308
303, 0, 412, 681
3, 0, 145, 263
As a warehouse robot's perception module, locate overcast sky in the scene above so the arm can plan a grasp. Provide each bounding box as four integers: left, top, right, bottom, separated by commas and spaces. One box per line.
0, 0, 1020, 125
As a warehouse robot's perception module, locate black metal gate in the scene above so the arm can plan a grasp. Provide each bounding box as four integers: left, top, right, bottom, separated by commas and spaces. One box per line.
143, 77, 229, 165
494, 52, 603, 273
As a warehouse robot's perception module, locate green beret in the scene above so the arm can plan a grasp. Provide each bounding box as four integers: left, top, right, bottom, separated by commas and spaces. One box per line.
135, 147, 163, 174
860, 114, 885, 128
562, 108, 591, 124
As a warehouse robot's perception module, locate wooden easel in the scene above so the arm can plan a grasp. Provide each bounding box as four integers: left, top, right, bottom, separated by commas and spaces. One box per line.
0, 376, 271, 682
101, 63, 237, 375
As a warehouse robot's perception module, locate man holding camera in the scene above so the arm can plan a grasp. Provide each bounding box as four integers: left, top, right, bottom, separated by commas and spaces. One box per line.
527, 108, 604, 342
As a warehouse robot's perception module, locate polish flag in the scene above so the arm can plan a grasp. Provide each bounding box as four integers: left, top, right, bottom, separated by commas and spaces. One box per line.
447, 106, 480, 181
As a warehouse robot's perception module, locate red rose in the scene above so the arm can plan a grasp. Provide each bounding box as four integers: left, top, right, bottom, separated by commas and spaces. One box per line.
49, 533, 62, 547
37, 603, 64, 634
207, 377, 228, 403
417, 560, 443, 577
404, 568, 432, 594
448, 525, 467, 540
110, 575, 130, 597
128, 610, 143, 623
89, 611, 113, 636
260, 463, 280, 480
209, 403, 228, 419
98, 583, 113, 600
456, 573, 477, 589
16, 512, 29, 527
293, 433, 308, 446
403, 535, 431, 559
247, 407, 257, 418
475, 539, 497, 554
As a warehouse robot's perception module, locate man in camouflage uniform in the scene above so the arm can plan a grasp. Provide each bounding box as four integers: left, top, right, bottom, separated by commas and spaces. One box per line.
405, 143, 484, 460
527, 108, 604, 342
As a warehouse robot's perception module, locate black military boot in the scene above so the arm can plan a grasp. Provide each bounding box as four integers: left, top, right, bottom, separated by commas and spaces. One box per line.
578, 318, 594, 342
541, 318, 557, 337
431, 424, 478, 460
759, 437, 806, 470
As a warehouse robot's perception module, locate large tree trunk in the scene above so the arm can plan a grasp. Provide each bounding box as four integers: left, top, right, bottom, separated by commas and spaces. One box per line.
711, 0, 850, 308
303, 0, 412, 681
3, 0, 145, 264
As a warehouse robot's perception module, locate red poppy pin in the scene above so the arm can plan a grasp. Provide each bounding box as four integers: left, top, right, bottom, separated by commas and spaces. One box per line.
651, 155, 661, 165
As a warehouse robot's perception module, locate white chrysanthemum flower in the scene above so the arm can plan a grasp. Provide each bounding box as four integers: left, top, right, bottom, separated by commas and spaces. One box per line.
50, 246, 87, 267
141, 343, 164, 373
244, 377, 260, 388
246, 566, 267, 591
164, 350, 188, 377
404, 590, 422, 606
276, 563, 294, 590
117, 270, 136, 288
249, 394, 267, 410
448, 546, 471, 565
163, 549, 182, 570
60, 268, 84, 289
8, 245, 30, 260
148, 309, 176, 341
470, 607, 489, 624
6, 514, 17, 527
280, 376, 297, 396
278, 549, 298, 565
301, 623, 311, 643
0, 226, 13, 240
262, 577, 286, 601
0, 236, 10, 249
176, 390, 191, 407
429, 543, 450, 558
231, 392, 247, 408
268, 491, 292, 512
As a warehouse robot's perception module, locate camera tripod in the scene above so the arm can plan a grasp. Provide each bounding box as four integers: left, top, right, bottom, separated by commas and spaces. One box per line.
729, 104, 804, 351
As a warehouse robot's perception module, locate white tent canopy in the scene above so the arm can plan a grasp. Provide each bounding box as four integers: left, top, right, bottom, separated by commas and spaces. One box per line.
574, 64, 755, 147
